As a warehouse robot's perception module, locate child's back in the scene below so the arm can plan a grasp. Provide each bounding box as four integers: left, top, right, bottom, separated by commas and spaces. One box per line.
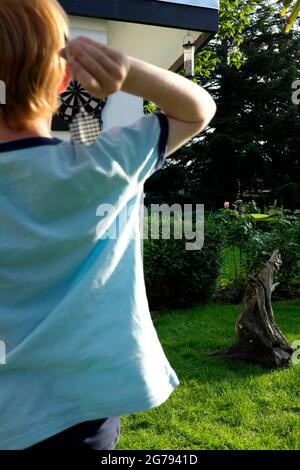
0, 0, 216, 450
0, 114, 179, 449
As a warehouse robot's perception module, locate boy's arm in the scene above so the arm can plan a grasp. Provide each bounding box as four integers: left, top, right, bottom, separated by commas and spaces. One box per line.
63, 37, 216, 158
121, 57, 216, 157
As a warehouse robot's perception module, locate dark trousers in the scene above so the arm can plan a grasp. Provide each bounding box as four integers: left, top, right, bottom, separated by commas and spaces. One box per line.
26, 417, 120, 450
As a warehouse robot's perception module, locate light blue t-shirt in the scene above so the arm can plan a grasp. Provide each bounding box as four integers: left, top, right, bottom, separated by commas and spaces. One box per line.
0, 112, 179, 450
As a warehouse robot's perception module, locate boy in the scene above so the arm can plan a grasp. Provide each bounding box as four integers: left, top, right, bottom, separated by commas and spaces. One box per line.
0, 0, 216, 449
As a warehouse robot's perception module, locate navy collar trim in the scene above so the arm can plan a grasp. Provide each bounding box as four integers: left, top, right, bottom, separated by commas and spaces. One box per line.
0, 137, 63, 153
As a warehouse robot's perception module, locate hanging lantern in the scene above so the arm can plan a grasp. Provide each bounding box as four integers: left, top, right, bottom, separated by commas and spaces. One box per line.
183, 31, 196, 78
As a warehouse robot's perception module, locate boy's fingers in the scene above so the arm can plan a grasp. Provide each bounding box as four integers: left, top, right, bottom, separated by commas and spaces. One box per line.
70, 36, 125, 64
76, 36, 106, 50
70, 58, 104, 97
71, 40, 125, 79
69, 41, 117, 93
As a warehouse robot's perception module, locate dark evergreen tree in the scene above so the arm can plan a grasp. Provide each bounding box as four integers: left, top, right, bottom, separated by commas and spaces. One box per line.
145, 1, 300, 211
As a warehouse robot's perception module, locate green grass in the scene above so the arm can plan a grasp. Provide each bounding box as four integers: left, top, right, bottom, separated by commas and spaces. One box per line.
116, 299, 300, 450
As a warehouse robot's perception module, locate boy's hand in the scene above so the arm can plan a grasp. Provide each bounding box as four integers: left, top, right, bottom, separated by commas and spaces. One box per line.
60, 36, 130, 99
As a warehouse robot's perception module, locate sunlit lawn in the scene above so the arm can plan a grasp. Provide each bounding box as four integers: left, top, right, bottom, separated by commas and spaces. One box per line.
116, 299, 300, 450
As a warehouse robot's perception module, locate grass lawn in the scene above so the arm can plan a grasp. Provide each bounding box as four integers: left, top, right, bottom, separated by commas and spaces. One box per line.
116, 299, 300, 450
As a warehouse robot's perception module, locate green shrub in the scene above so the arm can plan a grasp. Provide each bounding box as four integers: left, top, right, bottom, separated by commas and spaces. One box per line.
143, 213, 224, 310
214, 208, 300, 303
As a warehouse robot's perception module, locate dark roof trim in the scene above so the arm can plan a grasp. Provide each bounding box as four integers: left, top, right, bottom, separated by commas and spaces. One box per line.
59, 0, 219, 33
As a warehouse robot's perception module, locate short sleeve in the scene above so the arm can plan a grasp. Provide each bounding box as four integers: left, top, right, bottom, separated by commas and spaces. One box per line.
95, 112, 169, 184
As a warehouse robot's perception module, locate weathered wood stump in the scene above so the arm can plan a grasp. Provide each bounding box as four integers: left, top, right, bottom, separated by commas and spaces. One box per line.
210, 250, 293, 368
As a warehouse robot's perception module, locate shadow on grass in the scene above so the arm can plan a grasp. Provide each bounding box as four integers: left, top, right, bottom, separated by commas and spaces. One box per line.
154, 299, 300, 385
175, 353, 278, 384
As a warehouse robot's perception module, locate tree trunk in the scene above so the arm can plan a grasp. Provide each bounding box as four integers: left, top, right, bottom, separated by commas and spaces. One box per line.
209, 250, 293, 368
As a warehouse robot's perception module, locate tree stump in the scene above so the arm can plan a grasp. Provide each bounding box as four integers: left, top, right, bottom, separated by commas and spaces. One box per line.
210, 250, 293, 368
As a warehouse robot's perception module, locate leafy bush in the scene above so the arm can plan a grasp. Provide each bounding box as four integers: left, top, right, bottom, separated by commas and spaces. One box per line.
214, 208, 300, 303
143, 213, 224, 310
246, 209, 300, 290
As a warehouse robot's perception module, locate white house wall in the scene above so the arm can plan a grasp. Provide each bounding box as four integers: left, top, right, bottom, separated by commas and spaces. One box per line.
102, 91, 144, 130
108, 20, 201, 70
66, 16, 199, 71
54, 16, 146, 140
54, 15, 203, 139
68, 16, 107, 42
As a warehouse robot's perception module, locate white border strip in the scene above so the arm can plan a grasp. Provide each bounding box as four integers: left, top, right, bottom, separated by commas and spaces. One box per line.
156, 0, 219, 10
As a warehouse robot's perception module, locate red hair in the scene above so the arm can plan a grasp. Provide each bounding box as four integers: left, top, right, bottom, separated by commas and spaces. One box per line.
0, 0, 69, 130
